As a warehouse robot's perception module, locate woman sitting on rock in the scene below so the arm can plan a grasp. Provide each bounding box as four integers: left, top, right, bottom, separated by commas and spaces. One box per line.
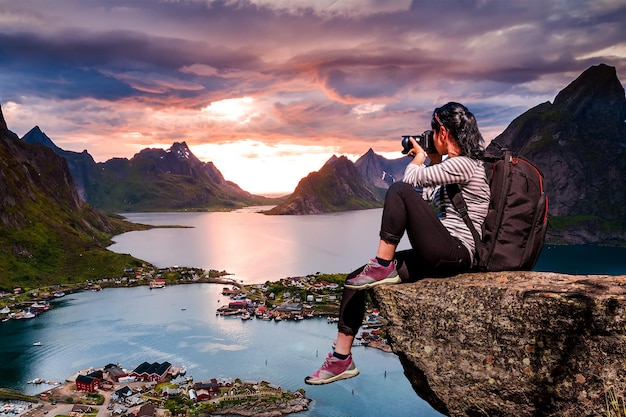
305, 102, 491, 385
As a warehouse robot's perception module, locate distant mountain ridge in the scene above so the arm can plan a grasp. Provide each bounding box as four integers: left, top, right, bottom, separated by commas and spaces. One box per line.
23, 123, 407, 215
91, 141, 277, 212
10, 63, 626, 246
22, 129, 280, 212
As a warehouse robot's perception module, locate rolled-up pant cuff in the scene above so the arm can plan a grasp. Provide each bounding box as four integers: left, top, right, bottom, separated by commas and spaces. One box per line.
337, 324, 355, 337
379, 230, 402, 245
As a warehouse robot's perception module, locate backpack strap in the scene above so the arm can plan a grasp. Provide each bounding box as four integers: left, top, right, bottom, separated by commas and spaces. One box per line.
447, 183, 482, 262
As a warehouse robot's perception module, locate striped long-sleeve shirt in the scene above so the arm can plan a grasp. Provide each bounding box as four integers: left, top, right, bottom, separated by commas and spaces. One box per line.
403, 156, 490, 261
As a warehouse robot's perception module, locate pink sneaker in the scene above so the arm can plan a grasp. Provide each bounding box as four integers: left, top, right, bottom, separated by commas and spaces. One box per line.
304, 353, 359, 385
344, 258, 400, 290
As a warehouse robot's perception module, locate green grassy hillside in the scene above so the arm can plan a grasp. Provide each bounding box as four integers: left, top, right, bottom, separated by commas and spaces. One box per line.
0, 119, 150, 290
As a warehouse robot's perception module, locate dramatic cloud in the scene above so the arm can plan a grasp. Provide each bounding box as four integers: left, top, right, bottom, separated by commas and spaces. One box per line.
1, 0, 625, 194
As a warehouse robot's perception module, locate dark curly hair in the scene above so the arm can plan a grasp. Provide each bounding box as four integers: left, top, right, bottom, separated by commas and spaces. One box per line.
431, 102, 484, 160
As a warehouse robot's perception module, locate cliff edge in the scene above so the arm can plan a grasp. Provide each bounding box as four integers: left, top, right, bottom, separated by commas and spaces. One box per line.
372, 271, 626, 416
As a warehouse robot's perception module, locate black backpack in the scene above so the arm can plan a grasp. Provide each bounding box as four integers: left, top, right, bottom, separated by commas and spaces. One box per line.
448, 144, 548, 272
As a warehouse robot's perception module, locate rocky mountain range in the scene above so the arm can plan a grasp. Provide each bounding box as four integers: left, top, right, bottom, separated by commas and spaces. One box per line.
265, 149, 410, 214
21, 126, 98, 203
0, 106, 145, 287
4, 63, 625, 252
21, 123, 406, 215
22, 129, 279, 212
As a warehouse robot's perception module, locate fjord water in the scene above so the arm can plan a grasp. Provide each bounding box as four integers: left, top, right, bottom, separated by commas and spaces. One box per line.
108, 208, 413, 283
3, 209, 626, 417
107, 208, 626, 281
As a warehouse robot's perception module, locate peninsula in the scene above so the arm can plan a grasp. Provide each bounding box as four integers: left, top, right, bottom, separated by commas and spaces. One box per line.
3, 362, 311, 417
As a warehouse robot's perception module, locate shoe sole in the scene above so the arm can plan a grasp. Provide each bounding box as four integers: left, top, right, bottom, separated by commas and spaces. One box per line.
304, 368, 360, 385
344, 275, 401, 290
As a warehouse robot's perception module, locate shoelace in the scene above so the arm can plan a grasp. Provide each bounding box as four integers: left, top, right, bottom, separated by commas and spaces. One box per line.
359, 261, 381, 276
347, 260, 384, 284
357, 261, 377, 276
314, 356, 334, 375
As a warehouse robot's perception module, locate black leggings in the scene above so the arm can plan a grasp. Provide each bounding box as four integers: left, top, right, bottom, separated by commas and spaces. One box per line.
337, 181, 471, 336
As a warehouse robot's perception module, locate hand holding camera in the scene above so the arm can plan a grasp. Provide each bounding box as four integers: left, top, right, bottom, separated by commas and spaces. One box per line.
401, 130, 437, 156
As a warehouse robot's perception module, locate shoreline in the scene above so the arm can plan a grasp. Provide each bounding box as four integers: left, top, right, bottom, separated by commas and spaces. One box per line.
0, 268, 242, 321
1, 268, 395, 381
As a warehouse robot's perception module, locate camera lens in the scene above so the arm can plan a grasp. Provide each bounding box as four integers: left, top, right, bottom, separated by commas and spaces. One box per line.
401, 136, 413, 154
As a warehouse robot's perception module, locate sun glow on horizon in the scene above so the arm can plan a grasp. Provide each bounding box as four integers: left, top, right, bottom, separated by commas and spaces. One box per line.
191, 139, 343, 196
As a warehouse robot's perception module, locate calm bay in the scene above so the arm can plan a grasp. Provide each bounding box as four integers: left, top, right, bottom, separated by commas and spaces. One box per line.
1, 284, 441, 416
2, 208, 626, 416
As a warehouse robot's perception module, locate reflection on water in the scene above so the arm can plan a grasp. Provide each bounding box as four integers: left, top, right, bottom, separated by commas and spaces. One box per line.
109, 209, 411, 283
111, 211, 626, 284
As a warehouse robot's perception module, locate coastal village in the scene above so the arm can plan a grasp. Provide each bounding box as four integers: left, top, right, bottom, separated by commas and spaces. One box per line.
0, 265, 393, 417
0, 265, 392, 351
1, 361, 310, 417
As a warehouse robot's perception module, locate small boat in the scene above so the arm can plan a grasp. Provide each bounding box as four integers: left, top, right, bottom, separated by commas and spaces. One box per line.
221, 310, 240, 316
241, 311, 251, 320
23, 311, 36, 319
33, 342, 42, 346
149, 279, 166, 289
27, 377, 44, 384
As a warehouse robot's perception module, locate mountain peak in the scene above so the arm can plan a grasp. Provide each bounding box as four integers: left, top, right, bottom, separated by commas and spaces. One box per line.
22, 126, 62, 151
553, 63, 624, 114
21, 126, 90, 155
355, 148, 409, 190
169, 141, 205, 165
323, 154, 340, 167
170, 141, 191, 157
0, 103, 18, 141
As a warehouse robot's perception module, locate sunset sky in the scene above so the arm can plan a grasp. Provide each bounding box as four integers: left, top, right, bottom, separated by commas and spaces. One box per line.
1, 0, 625, 195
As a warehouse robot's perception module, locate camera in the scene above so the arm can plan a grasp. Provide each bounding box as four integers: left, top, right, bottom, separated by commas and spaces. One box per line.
401, 130, 436, 155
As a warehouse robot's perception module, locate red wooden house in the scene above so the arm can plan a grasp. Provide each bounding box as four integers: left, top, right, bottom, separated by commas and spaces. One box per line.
75, 374, 100, 392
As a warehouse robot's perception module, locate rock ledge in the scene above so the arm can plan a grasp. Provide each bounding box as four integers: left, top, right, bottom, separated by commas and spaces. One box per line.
372, 271, 626, 416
